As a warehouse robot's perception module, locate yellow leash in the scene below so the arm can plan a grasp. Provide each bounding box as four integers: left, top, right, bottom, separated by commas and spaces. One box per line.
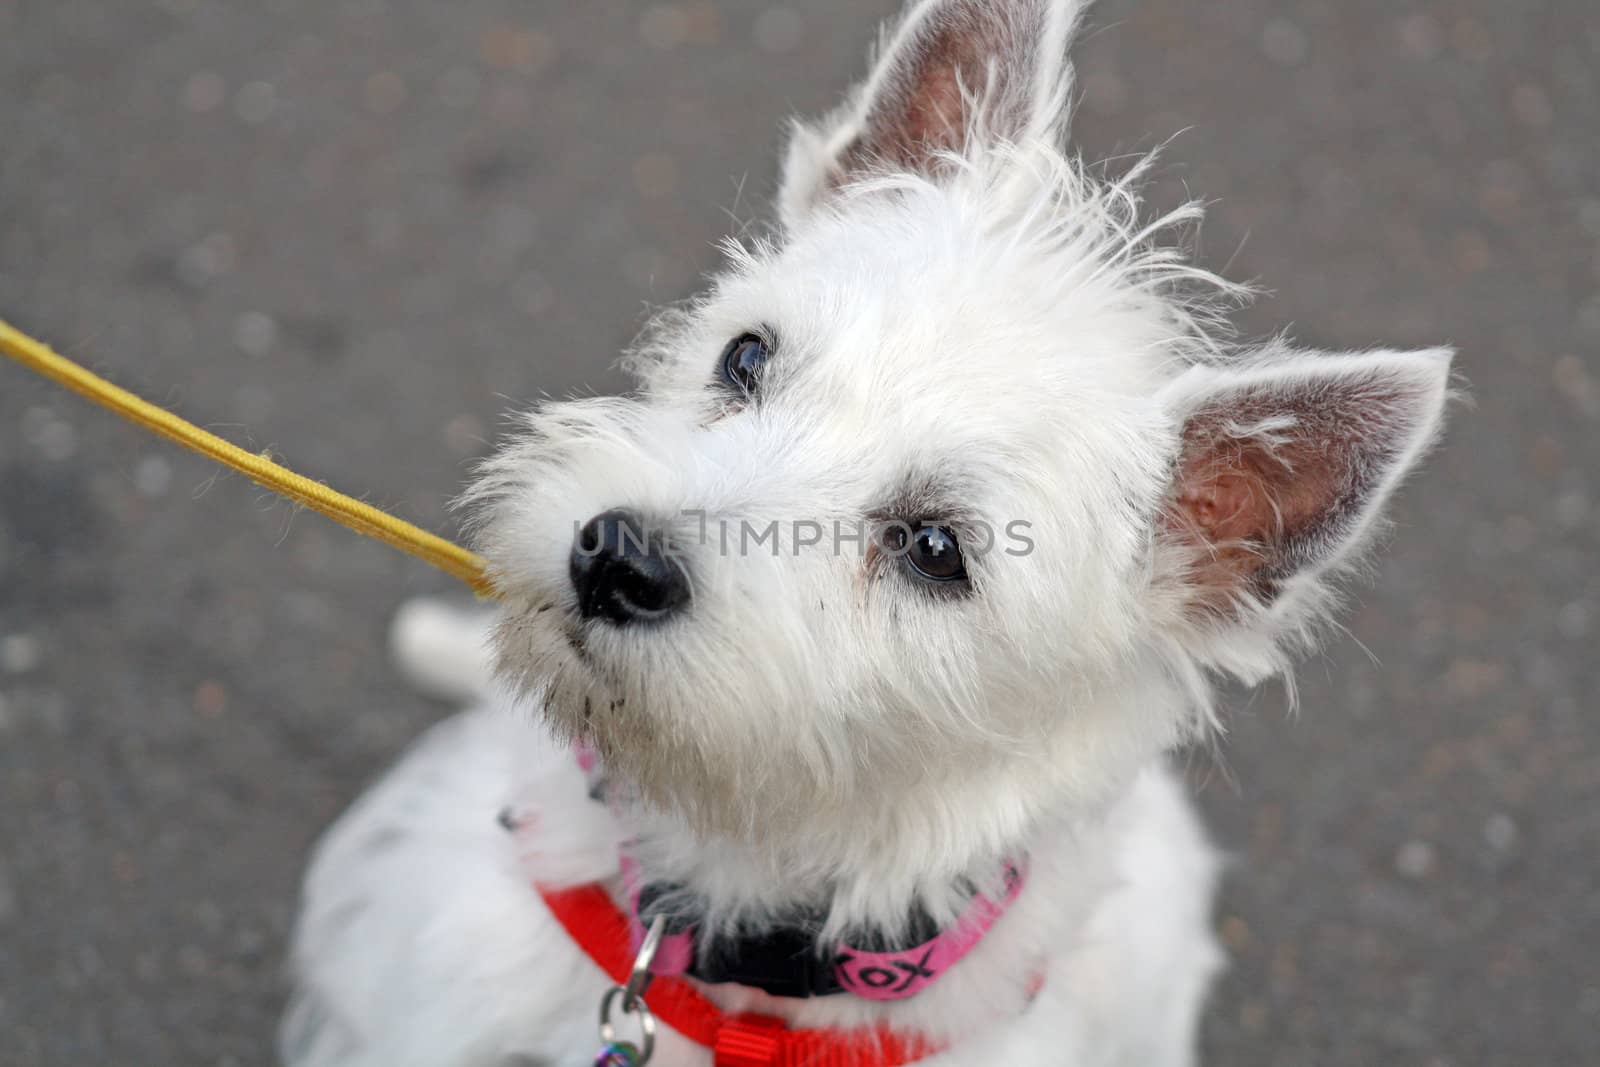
0, 317, 498, 599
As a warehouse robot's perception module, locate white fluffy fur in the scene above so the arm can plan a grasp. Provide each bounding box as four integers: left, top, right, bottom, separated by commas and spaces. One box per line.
283, 1, 1452, 1063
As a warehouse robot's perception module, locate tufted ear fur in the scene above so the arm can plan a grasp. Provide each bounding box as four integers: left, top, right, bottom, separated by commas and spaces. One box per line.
779, 0, 1090, 229
1155, 347, 1453, 626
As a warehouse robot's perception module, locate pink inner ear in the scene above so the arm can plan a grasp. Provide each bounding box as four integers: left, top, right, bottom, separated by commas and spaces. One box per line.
1159, 356, 1449, 616
1178, 472, 1260, 545
1164, 387, 1382, 608
893, 61, 971, 162
1168, 448, 1284, 607
836, 1, 1041, 180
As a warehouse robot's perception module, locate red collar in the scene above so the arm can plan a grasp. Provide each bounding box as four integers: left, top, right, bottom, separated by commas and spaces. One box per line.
537, 881, 940, 1067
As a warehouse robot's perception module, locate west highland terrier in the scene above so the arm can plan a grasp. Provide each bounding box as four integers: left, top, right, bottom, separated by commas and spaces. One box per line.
282, 1, 1453, 1063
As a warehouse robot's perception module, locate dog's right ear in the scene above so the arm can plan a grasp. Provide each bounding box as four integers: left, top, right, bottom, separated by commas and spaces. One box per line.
778, 0, 1089, 229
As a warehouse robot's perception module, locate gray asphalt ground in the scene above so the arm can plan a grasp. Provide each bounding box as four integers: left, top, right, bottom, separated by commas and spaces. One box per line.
1, 1, 1596, 1064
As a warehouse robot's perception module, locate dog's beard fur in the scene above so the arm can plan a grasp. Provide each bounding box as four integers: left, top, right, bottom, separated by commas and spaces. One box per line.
462, 0, 1452, 927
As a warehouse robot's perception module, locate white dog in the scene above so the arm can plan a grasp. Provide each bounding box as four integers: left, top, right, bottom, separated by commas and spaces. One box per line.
282, 1, 1452, 1064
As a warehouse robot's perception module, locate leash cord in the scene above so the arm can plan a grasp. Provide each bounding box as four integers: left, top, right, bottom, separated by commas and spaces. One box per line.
0, 317, 497, 598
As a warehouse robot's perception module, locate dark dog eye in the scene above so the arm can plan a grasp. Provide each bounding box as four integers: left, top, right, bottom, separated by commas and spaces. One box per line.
885, 524, 967, 583
719, 333, 770, 395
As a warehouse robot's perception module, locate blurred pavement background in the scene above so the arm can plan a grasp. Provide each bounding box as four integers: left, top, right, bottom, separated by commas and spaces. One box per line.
1, 1, 1596, 1063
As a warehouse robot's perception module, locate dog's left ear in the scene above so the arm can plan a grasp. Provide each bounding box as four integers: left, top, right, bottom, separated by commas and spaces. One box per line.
1155, 347, 1453, 629
779, 0, 1088, 228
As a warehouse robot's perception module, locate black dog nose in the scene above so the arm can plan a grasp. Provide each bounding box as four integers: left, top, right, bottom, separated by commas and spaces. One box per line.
570, 509, 690, 624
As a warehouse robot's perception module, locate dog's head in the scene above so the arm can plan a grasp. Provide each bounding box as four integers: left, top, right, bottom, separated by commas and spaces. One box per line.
470, 0, 1450, 874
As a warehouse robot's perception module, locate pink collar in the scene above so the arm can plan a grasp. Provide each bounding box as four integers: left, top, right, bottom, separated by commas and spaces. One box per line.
622, 854, 1027, 1002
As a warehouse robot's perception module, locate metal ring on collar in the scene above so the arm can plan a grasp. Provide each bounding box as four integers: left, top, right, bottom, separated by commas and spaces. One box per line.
625, 914, 666, 1010
598, 985, 656, 1064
